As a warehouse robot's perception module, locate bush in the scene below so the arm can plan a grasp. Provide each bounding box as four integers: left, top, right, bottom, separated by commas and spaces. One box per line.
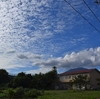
15, 87, 24, 98
6, 87, 24, 99
0, 91, 6, 98
6, 88, 15, 99
25, 89, 41, 98
3, 88, 42, 99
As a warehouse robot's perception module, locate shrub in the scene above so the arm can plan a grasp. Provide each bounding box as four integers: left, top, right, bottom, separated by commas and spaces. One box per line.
6, 88, 15, 99
24, 88, 30, 92
6, 87, 24, 99
0, 91, 6, 98
15, 87, 24, 98
4, 88, 42, 99
25, 89, 41, 98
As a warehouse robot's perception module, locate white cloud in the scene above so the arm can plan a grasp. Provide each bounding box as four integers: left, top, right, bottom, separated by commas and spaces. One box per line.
18, 47, 100, 74
0, 50, 41, 69
0, 52, 23, 69
0, 47, 100, 74
0, 0, 87, 53
30, 47, 100, 74
0, 0, 100, 74
26, 67, 52, 74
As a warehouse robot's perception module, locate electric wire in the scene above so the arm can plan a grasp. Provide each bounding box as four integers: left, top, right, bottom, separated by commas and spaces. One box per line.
83, 0, 100, 23
64, 0, 100, 34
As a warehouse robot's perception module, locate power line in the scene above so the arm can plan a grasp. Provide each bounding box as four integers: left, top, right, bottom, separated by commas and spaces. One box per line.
83, 0, 100, 23
64, 0, 100, 34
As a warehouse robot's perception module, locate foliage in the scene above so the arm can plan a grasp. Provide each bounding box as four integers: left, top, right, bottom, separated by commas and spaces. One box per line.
5, 87, 24, 98
15, 87, 24, 98
96, 78, 100, 88
44, 66, 59, 89
6, 88, 15, 99
72, 75, 89, 90
0, 90, 6, 98
32, 73, 46, 89
68, 80, 74, 88
2, 88, 42, 99
24, 89, 41, 98
0, 69, 9, 84
9, 72, 33, 88
1, 67, 59, 90
30, 66, 59, 90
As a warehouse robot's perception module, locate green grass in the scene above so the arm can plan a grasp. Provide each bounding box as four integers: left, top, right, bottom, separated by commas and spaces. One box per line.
37, 90, 100, 99
0, 89, 100, 99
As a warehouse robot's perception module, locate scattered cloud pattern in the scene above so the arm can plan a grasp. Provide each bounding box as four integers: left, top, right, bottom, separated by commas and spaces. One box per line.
0, 0, 100, 74
0, 47, 100, 74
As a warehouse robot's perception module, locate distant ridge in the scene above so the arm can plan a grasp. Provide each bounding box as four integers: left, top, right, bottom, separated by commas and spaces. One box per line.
59, 67, 98, 76
67, 67, 88, 73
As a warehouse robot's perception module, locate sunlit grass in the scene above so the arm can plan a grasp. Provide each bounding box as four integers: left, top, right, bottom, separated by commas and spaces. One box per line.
38, 90, 100, 99
0, 89, 100, 99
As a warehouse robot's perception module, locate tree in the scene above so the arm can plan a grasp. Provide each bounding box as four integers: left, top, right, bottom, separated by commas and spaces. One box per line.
10, 72, 32, 88
44, 66, 58, 89
31, 66, 59, 90
73, 75, 89, 90
8, 67, 59, 90
96, 78, 100, 88
69, 80, 74, 88
32, 73, 45, 89
0, 69, 9, 84
17, 72, 26, 77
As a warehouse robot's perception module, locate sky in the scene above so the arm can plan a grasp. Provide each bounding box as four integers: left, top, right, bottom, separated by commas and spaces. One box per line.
0, 0, 100, 75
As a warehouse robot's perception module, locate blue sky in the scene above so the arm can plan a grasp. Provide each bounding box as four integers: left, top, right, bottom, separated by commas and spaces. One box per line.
0, 0, 100, 74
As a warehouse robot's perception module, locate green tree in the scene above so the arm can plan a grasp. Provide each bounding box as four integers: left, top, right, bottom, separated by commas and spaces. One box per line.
96, 78, 100, 88
32, 73, 45, 89
17, 72, 26, 77
11, 72, 32, 88
73, 75, 89, 90
44, 66, 58, 89
31, 66, 58, 90
69, 80, 74, 88
0, 69, 9, 84
8, 67, 59, 90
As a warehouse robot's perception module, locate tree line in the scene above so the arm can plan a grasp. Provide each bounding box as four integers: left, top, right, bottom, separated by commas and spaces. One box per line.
0, 67, 100, 90
0, 67, 59, 90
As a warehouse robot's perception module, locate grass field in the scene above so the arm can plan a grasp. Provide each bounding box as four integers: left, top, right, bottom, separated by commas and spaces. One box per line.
38, 90, 100, 99
0, 89, 100, 99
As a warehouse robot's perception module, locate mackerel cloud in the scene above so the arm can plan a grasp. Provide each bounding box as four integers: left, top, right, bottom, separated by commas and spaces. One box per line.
0, 0, 99, 74
0, 0, 84, 53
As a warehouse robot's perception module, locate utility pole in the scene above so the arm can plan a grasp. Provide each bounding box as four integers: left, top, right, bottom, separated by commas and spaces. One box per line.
94, 0, 100, 4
